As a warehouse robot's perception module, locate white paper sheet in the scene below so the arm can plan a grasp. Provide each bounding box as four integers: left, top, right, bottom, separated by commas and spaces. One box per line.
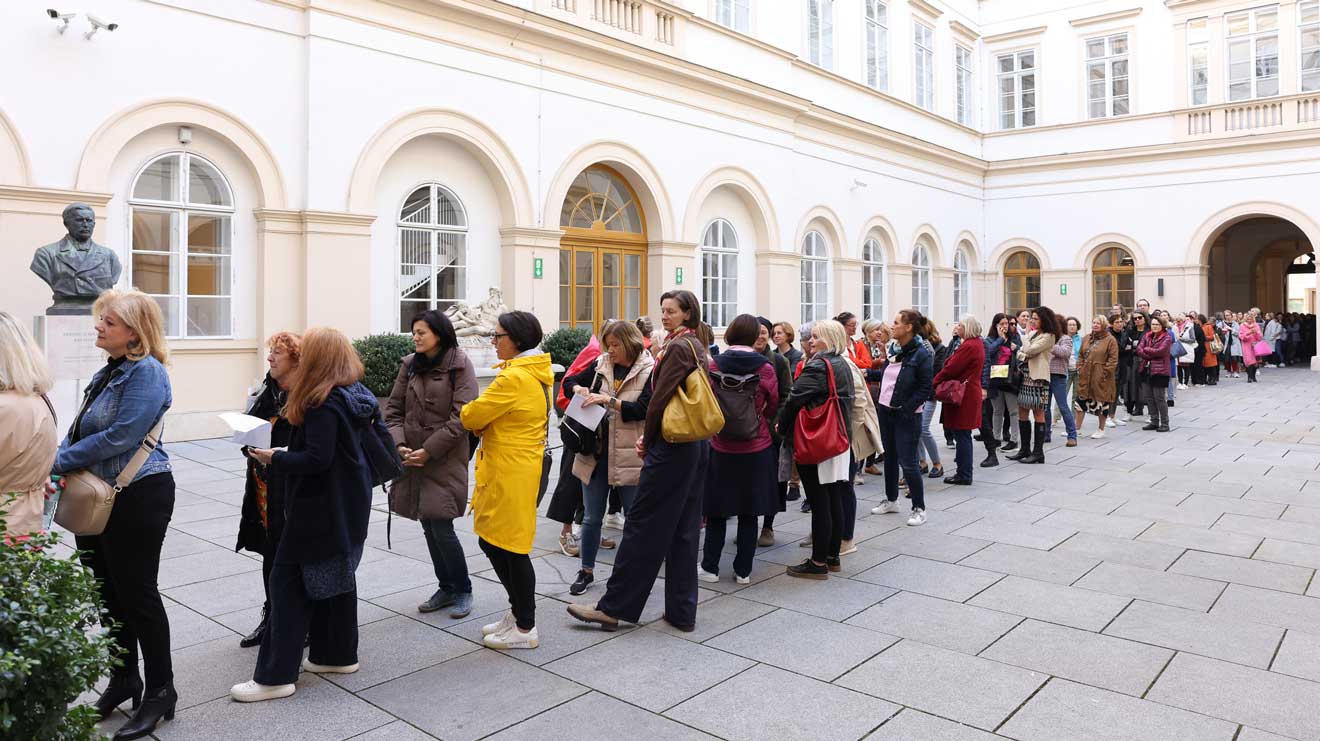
219, 412, 273, 448
565, 393, 607, 431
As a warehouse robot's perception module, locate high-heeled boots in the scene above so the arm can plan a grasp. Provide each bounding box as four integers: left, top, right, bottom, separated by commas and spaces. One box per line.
1005, 420, 1032, 461
94, 670, 143, 720
113, 685, 177, 740
1022, 422, 1046, 464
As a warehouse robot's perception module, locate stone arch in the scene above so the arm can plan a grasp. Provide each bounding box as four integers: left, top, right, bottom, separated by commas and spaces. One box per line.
1185, 201, 1320, 266
909, 224, 944, 267
77, 98, 287, 209
349, 108, 532, 226
682, 165, 778, 252
1076, 232, 1147, 270
858, 215, 899, 264
795, 205, 847, 258
989, 238, 1053, 272
0, 108, 31, 184
544, 141, 674, 241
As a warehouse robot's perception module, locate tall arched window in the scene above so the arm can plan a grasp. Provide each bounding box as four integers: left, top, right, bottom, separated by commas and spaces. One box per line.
1092, 245, 1135, 318
911, 244, 931, 315
953, 246, 971, 320
1003, 250, 1041, 316
398, 183, 468, 332
700, 219, 738, 329
801, 231, 829, 324
863, 237, 886, 320
129, 152, 234, 338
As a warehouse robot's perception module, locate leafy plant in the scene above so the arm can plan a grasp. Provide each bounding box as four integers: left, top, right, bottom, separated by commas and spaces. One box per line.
353, 333, 415, 397
542, 327, 592, 370
0, 505, 119, 740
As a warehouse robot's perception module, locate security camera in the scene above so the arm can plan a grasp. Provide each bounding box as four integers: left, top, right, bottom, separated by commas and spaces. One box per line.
47, 9, 76, 34
84, 15, 118, 40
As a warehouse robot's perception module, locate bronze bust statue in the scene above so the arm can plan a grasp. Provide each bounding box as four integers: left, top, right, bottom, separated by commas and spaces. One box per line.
29, 203, 122, 315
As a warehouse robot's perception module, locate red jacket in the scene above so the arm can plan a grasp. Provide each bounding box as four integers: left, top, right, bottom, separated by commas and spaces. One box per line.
848, 339, 873, 369
1136, 329, 1173, 377
932, 337, 984, 431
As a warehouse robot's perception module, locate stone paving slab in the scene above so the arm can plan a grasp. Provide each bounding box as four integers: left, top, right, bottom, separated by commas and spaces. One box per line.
1136, 521, 1262, 557
999, 678, 1237, 741
1209, 583, 1320, 633
1272, 629, 1320, 683
1072, 561, 1226, 611
846, 591, 1022, 655
1104, 599, 1284, 668
851, 554, 1004, 602
968, 575, 1131, 631
980, 619, 1172, 696
490, 691, 716, 740
864, 709, 1002, 740
1052, 531, 1186, 571
1170, 549, 1314, 593
733, 573, 896, 621
1149, 652, 1320, 740
957, 542, 1100, 585
159, 674, 395, 741
705, 608, 898, 681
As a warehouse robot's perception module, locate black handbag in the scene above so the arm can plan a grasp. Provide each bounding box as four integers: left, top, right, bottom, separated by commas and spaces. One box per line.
557, 375, 604, 455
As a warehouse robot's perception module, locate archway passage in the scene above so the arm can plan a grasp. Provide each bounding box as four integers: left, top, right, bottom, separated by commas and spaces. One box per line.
558, 165, 647, 332
1206, 217, 1312, 313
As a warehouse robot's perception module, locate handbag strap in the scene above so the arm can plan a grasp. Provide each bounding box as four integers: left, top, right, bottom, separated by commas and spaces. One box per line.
41, 393, 57, 425
111, 417, 165, 492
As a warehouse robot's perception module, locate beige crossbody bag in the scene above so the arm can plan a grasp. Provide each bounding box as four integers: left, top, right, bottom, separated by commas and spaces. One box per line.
54, 397, 165, 536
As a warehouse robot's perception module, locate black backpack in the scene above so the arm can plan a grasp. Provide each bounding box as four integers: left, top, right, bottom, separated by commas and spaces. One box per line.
358, 408, 404, 488
710, 369, 762, 441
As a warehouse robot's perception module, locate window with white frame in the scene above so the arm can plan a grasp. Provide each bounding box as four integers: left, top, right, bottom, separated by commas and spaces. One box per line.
911, 244, 931, 315
864, 0, 888, 91
1226, 6, 1279, 101
1301, 1, 1320, 92
914, 21, 935, 110
863, 238, 886, 320
1086, 33, 1130, 118
801, 231, 829, 324
398, 183, 467, 332
700, 219, 738, 329
715, 0, 750, 33
997, 50, 1037, 129
129, 153, 233, 338
956, 44, 973, 125
1188, 18, 1209, 105
807, 0, 834, 70
953, 247, 970, 320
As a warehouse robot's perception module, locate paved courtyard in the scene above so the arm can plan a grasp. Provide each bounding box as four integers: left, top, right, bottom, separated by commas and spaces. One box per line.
74, 367, 1320, 740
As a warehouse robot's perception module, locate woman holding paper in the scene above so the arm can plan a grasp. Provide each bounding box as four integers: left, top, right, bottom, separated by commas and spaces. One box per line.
235, 331, 301, 649
561, 320, 653, 595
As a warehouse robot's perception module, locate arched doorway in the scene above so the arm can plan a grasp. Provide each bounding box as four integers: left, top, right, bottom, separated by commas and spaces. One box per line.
1206, 217, 1312, 312
557, 165, 647, 331
1091, 245, 1134, 318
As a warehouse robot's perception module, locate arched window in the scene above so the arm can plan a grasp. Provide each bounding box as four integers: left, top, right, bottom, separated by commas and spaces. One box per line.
863, 237, 886, 320
911, 244, 931, 315
1092, 245, 1135, 318
1003, 250, 1041, 316
129, 152, 234, 338
700, 219, 738, 329
953, 246, 971, 320
398, 183, 467, 332
801, 231, 829, 324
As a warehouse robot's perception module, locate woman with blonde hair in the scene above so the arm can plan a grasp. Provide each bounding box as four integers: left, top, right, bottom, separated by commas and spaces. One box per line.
1075, 316, 1119, 439
233, 327, 377, 703
52, 289, 177, 738
0, 312, 57, 536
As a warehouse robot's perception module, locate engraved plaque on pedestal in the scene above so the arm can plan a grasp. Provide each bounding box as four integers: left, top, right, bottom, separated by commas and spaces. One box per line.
41, 314, 102, 381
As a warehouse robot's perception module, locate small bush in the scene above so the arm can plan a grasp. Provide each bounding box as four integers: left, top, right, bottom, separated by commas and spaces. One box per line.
353, 333, 415, 397
0, 506, 119, 740
543, 327, 592, 369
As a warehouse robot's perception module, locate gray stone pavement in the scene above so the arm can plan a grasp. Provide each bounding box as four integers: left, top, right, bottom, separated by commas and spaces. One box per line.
74, 367, 1320, 739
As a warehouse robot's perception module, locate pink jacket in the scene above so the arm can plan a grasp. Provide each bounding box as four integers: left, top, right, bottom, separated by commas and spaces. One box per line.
1135, 329, 1173, 376
1239, 321, 1263, 365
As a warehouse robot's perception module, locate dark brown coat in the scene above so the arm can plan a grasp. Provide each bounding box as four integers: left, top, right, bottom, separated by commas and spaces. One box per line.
384, 347, 479, 520
1076, 332, 1118, 404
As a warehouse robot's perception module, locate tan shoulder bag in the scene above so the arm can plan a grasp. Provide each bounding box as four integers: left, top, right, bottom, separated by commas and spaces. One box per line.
55, 419, 165, 536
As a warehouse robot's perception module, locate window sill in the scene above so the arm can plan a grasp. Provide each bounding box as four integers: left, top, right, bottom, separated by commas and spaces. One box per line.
169, 339, 259, 355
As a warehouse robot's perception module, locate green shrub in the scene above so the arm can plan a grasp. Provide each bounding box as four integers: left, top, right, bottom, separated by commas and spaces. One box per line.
0, 507, 119, 740
353, 333, 415, 397
543, 327, 592, 369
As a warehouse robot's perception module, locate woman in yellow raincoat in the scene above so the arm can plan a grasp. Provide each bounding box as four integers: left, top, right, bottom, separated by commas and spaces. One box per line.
460, 310, 553, 651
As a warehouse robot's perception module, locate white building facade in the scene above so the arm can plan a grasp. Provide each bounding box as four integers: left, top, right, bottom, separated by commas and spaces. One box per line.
3, 0, 1317, 437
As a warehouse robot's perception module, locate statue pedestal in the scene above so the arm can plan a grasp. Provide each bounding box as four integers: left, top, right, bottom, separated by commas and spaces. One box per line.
33, 314, 102, 440
458, 337, 499, 371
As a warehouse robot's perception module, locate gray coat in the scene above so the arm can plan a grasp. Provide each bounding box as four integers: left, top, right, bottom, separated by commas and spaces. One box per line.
384, 347, 478, 521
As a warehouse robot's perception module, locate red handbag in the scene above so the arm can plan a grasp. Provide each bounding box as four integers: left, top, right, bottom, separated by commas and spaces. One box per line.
793, 358, 850, 465
934, 379, 966, 404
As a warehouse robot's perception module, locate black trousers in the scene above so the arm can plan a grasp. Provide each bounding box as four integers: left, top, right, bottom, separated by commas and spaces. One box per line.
598, 439, 707, 626
798, 463, 844, 563
76, 472, 175, 692
701, 515, 759, 578
254, 562, 358, 685
479, 538, 536, 630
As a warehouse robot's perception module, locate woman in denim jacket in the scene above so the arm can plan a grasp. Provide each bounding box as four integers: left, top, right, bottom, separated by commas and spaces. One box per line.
52, 289, 176, 740
870, 309, 935, 527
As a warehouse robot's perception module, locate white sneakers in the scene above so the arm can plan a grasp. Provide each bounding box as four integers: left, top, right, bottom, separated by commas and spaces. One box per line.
605, 512, 626, 530
482, 612, 516, 637
1090, 430, 1106, 439
302, 658, 358, 674
483, 625, 539, 650
697, 568, 719, 583
854, 474, 865, 486
839, 540, 858, 556
907, 509, 927, 527
1112, 416, 1127, 426
230, 680, 295, 703
1177, 383, 1188, 390
871, 500, 901, 515
735, 574, 751, 585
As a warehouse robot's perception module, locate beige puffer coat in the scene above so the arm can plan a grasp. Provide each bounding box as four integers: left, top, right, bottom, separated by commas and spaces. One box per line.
572, 351, 655, 487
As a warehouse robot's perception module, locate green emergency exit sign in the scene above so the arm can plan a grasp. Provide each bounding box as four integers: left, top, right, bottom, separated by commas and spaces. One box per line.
533, 257, 543, 279
675, 267, 683, 285
1060, 284, 1068, 296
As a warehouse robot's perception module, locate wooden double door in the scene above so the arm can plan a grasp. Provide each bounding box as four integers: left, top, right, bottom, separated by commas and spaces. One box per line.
559, 242, 646, 333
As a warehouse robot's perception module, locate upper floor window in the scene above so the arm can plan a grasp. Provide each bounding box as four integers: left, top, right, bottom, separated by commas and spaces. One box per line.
801, 231, 829, 324
700, 219, 738, 329
1086, 33, 1130, 118
1188, 18, 1209, 105
862, 237, 886, 320
715, 0, 750, 34
953, 247, 970, 320
808, 0, 835, 70
864, 0, 888, 92
129, 152, 234, 338
956, 44, 973, 125
911, 244, 931, 316
1302, 1, 1320, 92
398, 183, 468, 332
1226, 6, 1279, 101
998, 50, 1037, 129
914, 21, 935, 110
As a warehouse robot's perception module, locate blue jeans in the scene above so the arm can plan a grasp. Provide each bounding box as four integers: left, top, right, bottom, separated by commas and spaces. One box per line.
1048, 374, 1077, 441
878, 405, 925, 510
917, 401, 941, 467
580, 457, 637, 571
1166, 375, 1175, 402
952, 429, 973, 479
421, 518, 471, 595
